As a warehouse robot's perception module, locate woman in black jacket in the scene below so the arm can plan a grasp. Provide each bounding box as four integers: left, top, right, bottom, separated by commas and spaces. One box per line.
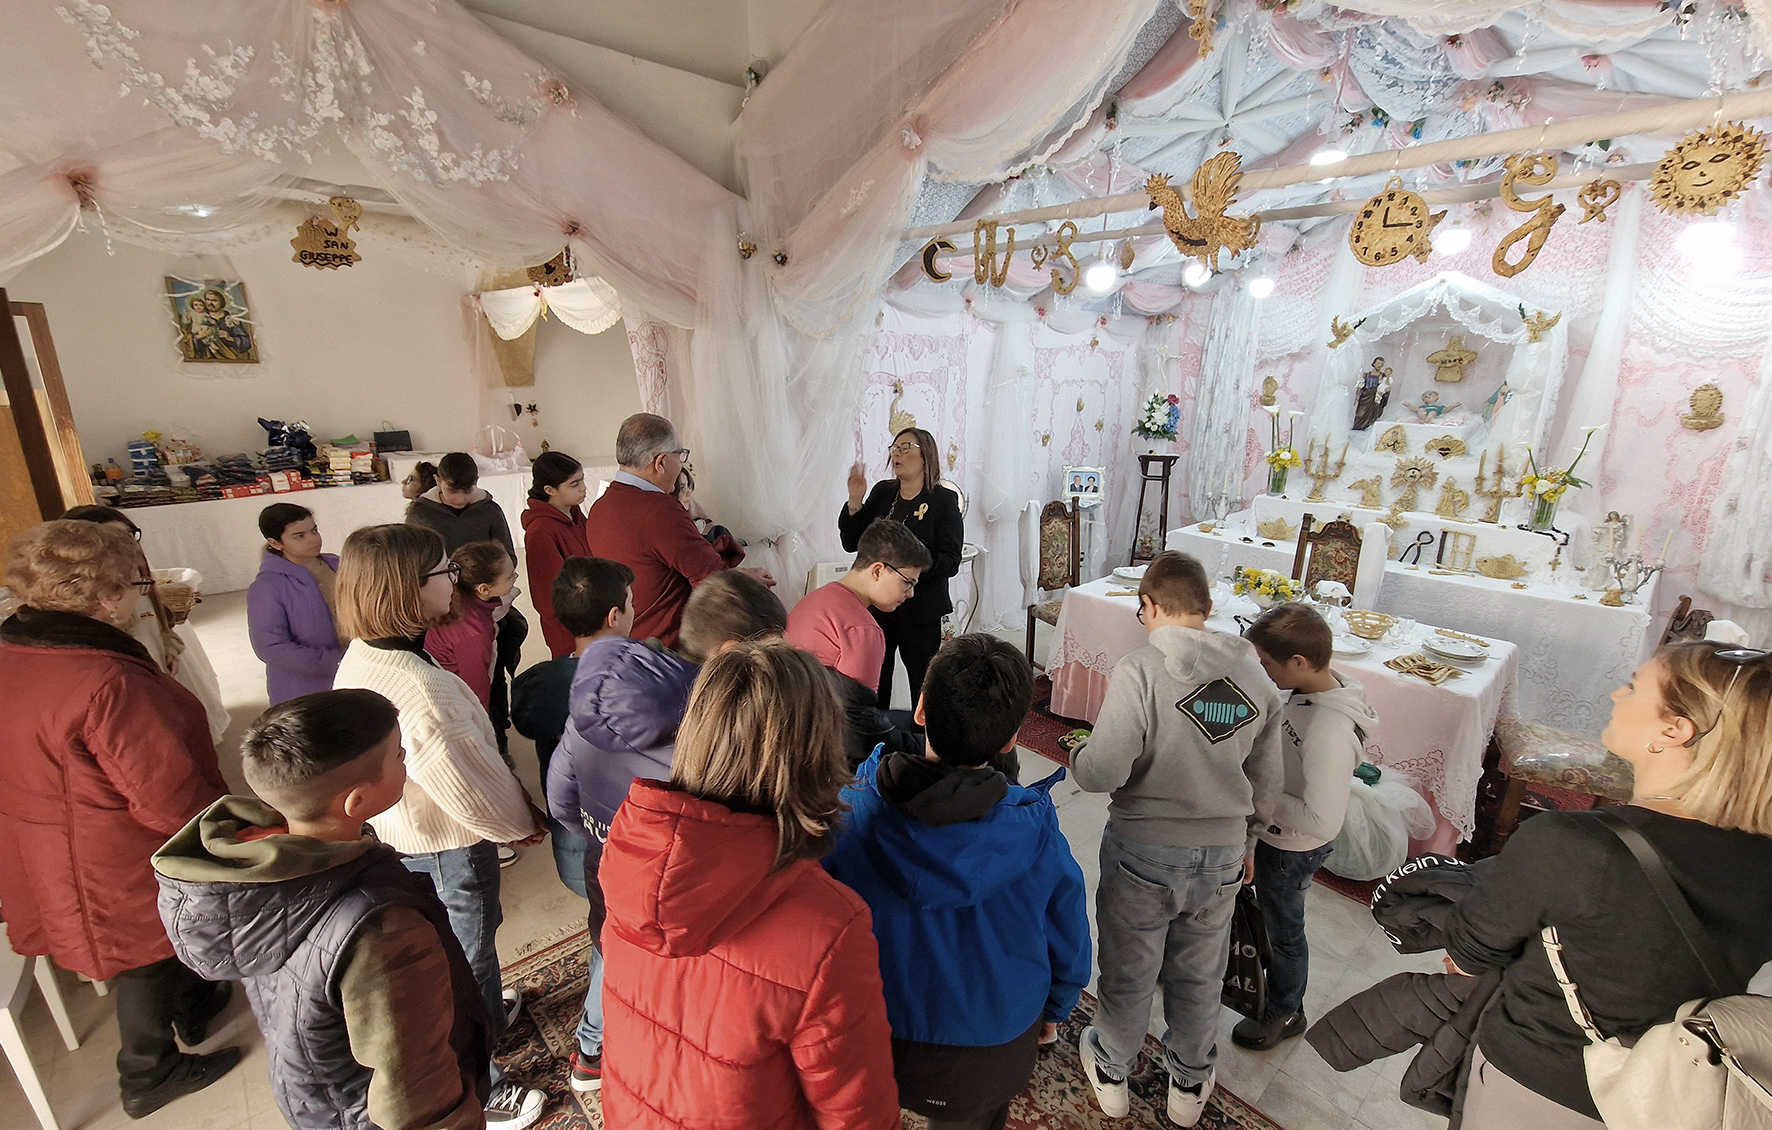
1444, 642, 1772, 1128
839, 427, 963, 708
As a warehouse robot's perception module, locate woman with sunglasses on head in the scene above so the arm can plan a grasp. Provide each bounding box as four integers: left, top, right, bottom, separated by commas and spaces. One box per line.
330, 523, 550, 1130
1443, 642, 1772, 1129
840, 427, 963, 709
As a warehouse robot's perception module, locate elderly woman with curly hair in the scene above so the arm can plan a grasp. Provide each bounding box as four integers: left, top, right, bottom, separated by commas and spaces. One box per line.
0, 520, 236, 1118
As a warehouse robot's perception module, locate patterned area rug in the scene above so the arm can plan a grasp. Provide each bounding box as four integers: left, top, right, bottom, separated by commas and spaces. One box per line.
1020, 675, 1085, 770
499, 932, 1283, 1130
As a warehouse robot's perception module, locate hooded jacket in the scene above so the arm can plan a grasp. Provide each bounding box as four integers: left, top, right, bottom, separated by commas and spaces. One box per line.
1072, 624, 1284, 848
1258, 676, 1378, 852
822, 749, 1091, 1047
520, 498, 589, 657
0, 607, 226, 980
600, 779, 900, 1130
155, 797, 490, 1130
405, 486, 514, 556
545, 635, 697, 851
247, 550, 344, 704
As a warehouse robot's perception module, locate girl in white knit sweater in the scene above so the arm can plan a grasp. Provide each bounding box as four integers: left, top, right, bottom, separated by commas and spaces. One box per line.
332, 523, 547, 1129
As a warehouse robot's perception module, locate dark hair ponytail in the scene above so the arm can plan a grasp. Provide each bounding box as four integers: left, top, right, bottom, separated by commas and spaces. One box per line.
529, 451, 583, 501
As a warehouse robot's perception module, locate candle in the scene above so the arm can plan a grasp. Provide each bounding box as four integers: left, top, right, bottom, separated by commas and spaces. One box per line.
1659, 528, 1673, 564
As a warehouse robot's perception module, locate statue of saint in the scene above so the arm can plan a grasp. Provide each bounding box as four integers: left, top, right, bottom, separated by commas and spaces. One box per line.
1353, 357, 1393, 431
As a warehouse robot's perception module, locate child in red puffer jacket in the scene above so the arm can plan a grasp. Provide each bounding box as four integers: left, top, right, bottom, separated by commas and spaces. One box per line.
598, 640, 899, 1130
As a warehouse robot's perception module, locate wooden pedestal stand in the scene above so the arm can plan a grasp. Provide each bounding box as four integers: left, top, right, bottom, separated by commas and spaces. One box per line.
1130, 452, 1180, 565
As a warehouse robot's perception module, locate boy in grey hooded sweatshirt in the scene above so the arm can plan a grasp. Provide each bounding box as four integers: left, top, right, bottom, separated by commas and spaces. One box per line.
1239, 603, 1380, 1052
1071, 552, 1283, 1127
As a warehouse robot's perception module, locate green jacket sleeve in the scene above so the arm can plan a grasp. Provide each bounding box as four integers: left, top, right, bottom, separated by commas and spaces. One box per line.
339, 906, 485, 1130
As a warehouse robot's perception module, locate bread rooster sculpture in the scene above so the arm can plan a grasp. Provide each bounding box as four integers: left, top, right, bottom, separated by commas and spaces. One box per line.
1146, 153, 1262, 272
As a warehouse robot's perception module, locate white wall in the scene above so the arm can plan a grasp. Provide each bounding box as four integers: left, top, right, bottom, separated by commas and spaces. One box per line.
3, 220, 640, 470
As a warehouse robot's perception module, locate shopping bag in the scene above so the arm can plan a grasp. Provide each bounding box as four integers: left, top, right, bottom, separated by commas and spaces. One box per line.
1221, 884, 1271, 1021
472, 424, 529, 473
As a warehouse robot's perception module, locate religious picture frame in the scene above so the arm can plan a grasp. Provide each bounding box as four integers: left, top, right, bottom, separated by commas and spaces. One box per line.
165, 277, 259, 364
1063, 465, 1105, 503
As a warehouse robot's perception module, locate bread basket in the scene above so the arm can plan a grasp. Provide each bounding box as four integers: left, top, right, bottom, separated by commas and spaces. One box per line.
1342, 609, 1396, 640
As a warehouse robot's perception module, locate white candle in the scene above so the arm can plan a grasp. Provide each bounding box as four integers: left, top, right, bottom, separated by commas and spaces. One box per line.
1659, 528, 1673, 564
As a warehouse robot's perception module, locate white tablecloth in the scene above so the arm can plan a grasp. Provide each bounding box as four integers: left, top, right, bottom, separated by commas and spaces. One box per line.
128, 470, 533, 594
1047, 575, 1520, 843
1167, 523, 1656, 738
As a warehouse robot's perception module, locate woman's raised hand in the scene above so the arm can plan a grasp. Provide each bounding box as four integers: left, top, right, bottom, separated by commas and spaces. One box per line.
847, 461, 868, 511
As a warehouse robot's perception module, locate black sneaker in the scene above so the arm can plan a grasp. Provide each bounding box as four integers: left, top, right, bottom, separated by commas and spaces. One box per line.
569, 1049, 603, 1092
172, 980, 234, 1046
1231, 1010, 1306, 1051
121, 1048, 243, 1119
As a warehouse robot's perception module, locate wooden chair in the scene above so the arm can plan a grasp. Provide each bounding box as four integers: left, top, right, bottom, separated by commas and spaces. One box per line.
1026, 499, 1080, 671
1291, 513, 1364, 597
1661, 594, 1715, 645
1483, 717, 1634, 852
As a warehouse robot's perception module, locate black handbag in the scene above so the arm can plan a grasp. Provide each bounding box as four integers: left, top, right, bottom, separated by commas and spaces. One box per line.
373, 429, 413, 453
1222, 884, 1272, 1020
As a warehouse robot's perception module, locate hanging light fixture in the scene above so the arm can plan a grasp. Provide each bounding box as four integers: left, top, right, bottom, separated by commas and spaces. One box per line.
1083, 259, 1119, 294
1677, 219, 1740, 273
1309, 148, 1348, 167
1432, 225, 1472, 255
1183, 261, 1212, 288
1247, 275, 1276, 299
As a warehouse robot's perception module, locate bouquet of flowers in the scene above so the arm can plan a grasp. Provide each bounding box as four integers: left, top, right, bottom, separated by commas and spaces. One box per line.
1232, 566, 1301, 603
1134, 392, 1181, 441
1519, 426, 1600, 503
1261, 403, 1305, 470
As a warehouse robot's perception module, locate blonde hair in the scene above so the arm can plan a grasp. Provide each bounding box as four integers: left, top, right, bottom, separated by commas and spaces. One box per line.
1657, 642, 1772, 836
5, 520, 143, 615
895, 427, 942, 495
336, 524, 446, 641
671, 641, 847, 870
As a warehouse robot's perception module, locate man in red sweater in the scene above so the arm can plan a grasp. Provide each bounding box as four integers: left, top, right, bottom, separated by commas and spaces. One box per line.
585, 413, 774, 646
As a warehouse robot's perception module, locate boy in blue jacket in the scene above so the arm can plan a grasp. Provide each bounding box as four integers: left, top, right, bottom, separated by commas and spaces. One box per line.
544, 569, 787, 1094
824, 634, 1091, 1130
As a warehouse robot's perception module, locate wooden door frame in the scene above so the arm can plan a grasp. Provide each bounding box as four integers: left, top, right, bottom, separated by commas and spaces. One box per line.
10, 300, 94, 509
0, 287, 65, 519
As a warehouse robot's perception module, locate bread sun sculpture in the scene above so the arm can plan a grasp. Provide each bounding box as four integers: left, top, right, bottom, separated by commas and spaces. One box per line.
1650, 123, 1767, 216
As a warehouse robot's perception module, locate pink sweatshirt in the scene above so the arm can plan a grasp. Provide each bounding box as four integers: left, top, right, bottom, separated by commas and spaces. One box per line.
425, 595, 499, 711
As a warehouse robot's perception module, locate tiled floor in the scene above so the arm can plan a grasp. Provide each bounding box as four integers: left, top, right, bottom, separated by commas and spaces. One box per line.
0, 585, 1446, 1130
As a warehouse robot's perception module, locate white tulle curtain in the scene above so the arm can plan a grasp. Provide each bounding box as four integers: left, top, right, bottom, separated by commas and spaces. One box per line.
1188, 285, 1264, 514
1701, 344, 1772, 608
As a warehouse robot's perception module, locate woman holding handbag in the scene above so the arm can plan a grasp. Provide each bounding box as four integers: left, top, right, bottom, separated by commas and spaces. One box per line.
1443, 642, 1772, 1128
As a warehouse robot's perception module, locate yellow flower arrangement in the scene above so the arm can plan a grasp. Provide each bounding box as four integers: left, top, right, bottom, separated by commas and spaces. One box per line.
1231, 566, 1301, 601
1264, 446, 1303, 470
1519, 427, 1600, 502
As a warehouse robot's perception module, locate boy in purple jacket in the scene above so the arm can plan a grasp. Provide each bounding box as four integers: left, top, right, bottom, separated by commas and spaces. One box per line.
544, 570, 787, 1093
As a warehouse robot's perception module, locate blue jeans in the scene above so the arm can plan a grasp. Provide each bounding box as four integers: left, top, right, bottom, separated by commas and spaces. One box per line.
1087, 824, 1244, 1087
548, 815, 588, 899
1253, 839, 1334, 1019
576, 943, 605, 1057
403, 841, 507, 1082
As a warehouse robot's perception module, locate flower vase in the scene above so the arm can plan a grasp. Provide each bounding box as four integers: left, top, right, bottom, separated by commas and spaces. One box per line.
1267, 466, 1289, 496
1529, 494, 1559, 532
1250, 592, 1275, 610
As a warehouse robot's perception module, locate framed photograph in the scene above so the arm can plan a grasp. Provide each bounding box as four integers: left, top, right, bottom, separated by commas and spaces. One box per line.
165, 277, 259, 363
1063, 465, 1105, 502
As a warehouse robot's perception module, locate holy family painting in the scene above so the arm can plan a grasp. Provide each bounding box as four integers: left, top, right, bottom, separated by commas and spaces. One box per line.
165, 277, 259, 363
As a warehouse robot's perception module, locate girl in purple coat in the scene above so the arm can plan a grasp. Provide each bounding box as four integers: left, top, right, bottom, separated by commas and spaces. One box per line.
247, 503, 345, 704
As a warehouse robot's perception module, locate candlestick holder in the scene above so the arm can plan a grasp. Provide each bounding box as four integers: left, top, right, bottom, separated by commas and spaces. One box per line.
1600, 551, 1663, 605
1303, 438, 1348, 502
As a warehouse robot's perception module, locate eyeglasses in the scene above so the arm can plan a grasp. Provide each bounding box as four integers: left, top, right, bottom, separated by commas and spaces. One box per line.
1686, 647, 1771, 747
126, 526, 143, 540
132, 578, 155, 591
423, 562, 463, 585
887, 563, 918, 591
889, 442, 920, 455
664, 448, 690, 462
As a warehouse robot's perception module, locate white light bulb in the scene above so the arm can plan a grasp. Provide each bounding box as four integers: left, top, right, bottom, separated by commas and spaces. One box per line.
1432, 226, 1471, 255
1309, 148, 1348, 167
1183, 261, 1212, 287
1677, 220, 1740, 273
1247, 276, 1275, 299
1082, 260, 1118, 294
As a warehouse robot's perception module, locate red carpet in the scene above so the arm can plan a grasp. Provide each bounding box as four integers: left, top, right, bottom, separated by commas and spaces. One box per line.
1020, 675, 1087, 769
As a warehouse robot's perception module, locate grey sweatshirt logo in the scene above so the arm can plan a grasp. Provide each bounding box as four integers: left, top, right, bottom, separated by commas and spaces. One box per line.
1175, 677, 1260, 744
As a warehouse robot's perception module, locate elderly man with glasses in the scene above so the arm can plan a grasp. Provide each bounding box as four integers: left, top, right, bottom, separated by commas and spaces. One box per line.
584, 412, 774, 647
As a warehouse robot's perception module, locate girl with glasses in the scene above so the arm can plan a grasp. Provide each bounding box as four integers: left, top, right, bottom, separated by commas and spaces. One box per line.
840, 427, 964, 710
331, 523, 549, 1129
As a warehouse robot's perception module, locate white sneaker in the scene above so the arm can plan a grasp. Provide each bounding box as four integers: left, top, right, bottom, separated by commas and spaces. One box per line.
497, 845, 520, 867
484, 1082, 545, 1129
1167, 1068, 1215, 1127
1079, 1025, 1130, 1118
502, 988, 522, 1028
